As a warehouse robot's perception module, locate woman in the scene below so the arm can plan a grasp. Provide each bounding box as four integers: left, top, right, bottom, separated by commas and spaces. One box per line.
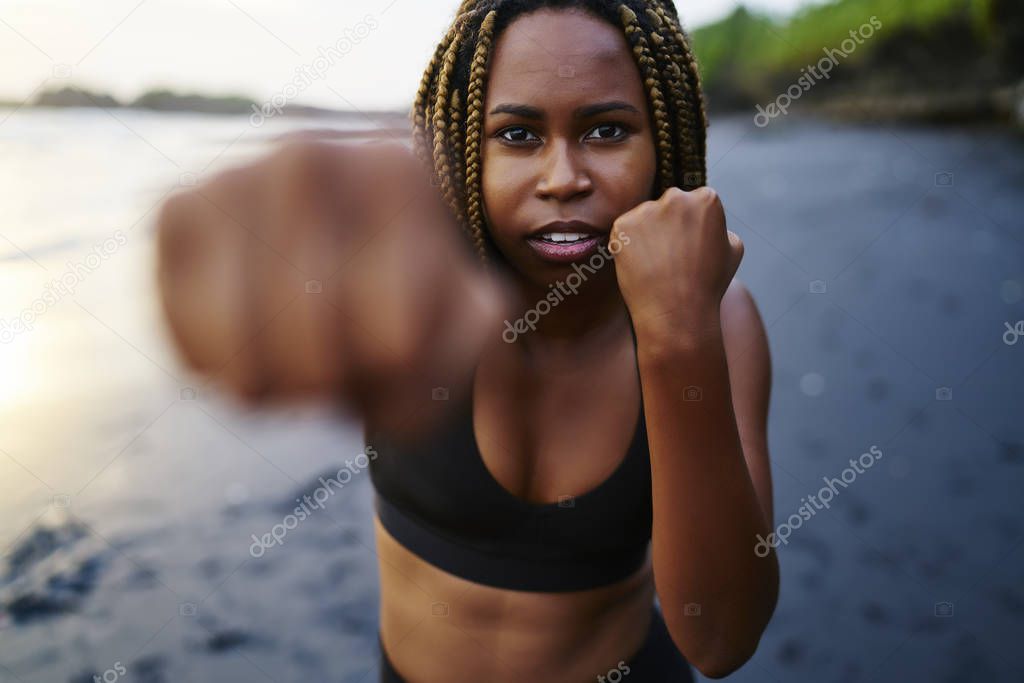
156, 1, 779, 681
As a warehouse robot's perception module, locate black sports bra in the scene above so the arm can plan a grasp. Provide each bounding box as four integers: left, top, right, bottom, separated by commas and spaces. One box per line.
366, 329, 653, 592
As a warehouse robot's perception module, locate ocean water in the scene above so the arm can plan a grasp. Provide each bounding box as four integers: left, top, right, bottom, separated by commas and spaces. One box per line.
0, 107, 1022, 682
0, 107, 388, 682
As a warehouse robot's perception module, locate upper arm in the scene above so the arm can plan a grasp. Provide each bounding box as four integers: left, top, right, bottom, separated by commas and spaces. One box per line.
720, 278, 774, 528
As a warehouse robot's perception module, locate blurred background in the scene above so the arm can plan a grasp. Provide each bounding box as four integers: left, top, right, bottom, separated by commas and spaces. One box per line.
0, 0, 1022, 681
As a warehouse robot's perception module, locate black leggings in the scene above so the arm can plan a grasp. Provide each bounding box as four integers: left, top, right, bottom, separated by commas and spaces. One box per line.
378, 603, 695, 682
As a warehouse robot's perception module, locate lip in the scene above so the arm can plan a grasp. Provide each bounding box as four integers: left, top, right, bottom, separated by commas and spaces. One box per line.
528, 219, 604, 238
526, 220, 607, 265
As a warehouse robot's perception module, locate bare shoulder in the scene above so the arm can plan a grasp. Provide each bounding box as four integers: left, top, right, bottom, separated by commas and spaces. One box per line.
720, 278, 771, 382
720, 277, 774, 524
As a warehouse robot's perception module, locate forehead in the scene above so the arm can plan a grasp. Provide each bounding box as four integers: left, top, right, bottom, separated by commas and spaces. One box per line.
484, 9, 646, 108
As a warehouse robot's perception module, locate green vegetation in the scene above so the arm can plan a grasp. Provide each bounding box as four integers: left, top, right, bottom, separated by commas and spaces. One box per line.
129, 89, 257, 114
690, 0, 1022, 109
29, 86, 258, 114
21, 86, 379, 118
34, 86, 119, 109
11, 0, 1022, 122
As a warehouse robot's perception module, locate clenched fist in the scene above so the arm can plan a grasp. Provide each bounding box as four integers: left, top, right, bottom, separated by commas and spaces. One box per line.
156, 139, 510, 435
610, 186, 743, 343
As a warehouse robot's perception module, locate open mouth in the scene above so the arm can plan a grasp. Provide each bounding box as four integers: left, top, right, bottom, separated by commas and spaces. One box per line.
535, 232, 595, 245
526, 232, 605, 263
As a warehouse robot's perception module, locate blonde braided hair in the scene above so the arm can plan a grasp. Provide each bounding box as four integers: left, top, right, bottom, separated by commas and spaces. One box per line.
618, 5, 674, 191
411, 0, 708, 266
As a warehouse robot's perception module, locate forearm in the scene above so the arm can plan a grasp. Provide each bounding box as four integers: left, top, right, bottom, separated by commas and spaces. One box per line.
636, 314, 778, 677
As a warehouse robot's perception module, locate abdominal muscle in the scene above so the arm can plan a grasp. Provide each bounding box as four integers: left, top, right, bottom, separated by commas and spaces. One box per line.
375, 515, 656, 683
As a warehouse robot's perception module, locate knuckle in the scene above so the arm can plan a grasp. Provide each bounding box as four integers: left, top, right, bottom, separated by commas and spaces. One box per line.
612, 212, 631, 228
368, 141, 422, 180
662, 186, 688, 204
364, 139, 410, 157
156, 191, 188, 231
693, 185, 720, 205
275, 137, 332, 161
156, 192, 201, 267
266, 140, 304, 168
613, 205, 644, 229
268, 139, 341, 181
203, 165, 252, 202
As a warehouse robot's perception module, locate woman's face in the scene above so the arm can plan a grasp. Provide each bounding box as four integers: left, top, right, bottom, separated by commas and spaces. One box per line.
481, 8, 658, 287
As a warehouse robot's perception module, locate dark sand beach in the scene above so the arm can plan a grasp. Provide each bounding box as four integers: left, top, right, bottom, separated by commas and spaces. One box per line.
0, 109, 1022, 682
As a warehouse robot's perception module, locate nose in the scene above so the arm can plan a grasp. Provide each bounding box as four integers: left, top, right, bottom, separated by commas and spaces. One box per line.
535, 140, 592, 202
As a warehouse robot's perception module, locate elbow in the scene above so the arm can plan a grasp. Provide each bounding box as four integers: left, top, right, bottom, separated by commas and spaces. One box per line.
670, 594, 775, 679
670, 562, 780, 678
689, 634, 762, 679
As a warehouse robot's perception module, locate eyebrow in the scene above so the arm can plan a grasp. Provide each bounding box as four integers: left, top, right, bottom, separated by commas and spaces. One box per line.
488, 100, 640, 119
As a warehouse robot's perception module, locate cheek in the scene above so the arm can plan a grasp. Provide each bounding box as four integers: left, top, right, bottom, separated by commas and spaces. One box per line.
481, 152, 526, 239
603, 144, 658, 206
638, 140, 658, 198
480, 166, 501, 232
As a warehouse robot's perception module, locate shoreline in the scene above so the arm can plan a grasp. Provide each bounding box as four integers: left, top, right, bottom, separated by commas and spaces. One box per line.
710, 80, 1024, 130
7, 82, 1022, 131
797, 81, 1024, 128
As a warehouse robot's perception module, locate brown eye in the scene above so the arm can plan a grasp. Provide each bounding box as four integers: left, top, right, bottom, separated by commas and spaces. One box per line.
584, 124, 626, 141
498, 127, 540, 143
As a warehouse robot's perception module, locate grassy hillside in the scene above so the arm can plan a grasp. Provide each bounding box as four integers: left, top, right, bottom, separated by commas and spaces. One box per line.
690, 0, 1023, 110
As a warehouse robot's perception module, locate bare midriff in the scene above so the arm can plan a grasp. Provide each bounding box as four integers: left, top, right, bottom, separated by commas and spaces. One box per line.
374, 299, 655, 682
375, 516, 656, 683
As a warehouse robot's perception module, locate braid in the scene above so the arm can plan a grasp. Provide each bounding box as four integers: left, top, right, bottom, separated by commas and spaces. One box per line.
645, 4, 705, 189
412, 0, 708, 265
464, 9, 499, 265
412, 22, 460, 170
448, 88, 468, 229
650, 1, 708, 183
618, 5, 674, 192
640, 6, 691, 188
431, 37, 462, 226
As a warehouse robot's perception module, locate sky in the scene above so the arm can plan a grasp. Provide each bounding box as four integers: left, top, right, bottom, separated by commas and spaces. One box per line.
0, 0, 819, 111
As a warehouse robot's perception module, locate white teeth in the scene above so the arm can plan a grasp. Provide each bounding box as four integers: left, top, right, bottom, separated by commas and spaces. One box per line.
541, 232, 589, 243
